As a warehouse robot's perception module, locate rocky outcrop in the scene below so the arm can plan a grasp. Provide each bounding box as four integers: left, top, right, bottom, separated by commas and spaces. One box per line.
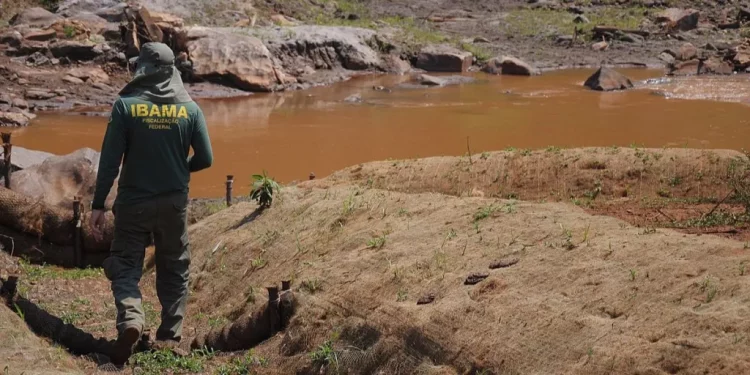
66, 67, 110, 84
699, 57, 734, 75
418, 74, 475, 86
184, 27, 295, 92
9, 8, 63, 28
733, 40, 750, 71
415, 44, 472, 73
0, 146, 54, 172
481, 56, 539, 76
656, 8, 699, 31
260, 26, 386, 74
677, 43, 697, 61
669, 59, 700, 75
0, 112, 36, 127
583, 67, 633, 91
49, 40, 104, 61
9, 148, 115, 209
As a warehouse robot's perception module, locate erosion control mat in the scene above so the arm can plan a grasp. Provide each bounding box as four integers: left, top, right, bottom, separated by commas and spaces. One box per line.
0, 187, 114, 253
185, 180, 750, 374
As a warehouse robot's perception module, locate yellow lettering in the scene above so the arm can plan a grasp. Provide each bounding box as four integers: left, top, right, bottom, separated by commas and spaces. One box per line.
162, 105, 176, 117
149, 105, 161, 117
136, 104, 148, 117
177, 106, 188, 119
130, 104, 136, 116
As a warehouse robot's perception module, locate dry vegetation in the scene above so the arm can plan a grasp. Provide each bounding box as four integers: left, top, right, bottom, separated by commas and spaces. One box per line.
4, 148, 750, 374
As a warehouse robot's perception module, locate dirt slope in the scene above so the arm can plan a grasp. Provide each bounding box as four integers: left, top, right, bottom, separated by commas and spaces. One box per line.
185, 183, 750, 374
0, 254, 82, 375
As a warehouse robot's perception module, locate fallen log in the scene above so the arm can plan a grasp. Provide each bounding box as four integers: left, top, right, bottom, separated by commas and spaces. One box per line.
0, 187, 114, 252
187, 282, 297, 352
718, 21, 740, 30
592, 26, 651, 38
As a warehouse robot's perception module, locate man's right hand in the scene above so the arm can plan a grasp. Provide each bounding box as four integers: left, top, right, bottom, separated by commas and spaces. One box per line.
90, 209, 106, 241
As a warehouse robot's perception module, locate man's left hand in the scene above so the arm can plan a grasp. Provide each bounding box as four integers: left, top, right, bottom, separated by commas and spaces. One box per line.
90, 209, 106, 241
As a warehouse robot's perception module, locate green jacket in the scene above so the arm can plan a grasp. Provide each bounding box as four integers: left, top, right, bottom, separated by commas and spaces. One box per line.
92, 42, 213, 210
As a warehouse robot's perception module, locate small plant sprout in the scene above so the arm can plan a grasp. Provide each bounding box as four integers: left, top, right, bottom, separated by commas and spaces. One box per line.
629, 269, 637, 281
699, 277, 718, 303
740, 261, 747, 276
310, 340, 338, 369
301, 279, 323, 294
581, 223, 591, 245
474, 205, 496, 222
366, 234, 387, 249
250, 171, 280, 208
396, 289, 408, 302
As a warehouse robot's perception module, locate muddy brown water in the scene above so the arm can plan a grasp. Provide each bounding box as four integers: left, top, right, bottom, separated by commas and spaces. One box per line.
10, 68, 750, 198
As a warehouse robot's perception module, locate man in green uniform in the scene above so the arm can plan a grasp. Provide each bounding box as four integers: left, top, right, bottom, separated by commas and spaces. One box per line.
90, 42, 213, 366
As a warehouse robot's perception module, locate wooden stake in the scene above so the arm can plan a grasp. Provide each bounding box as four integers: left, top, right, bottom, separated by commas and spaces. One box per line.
226, 175, 234, 207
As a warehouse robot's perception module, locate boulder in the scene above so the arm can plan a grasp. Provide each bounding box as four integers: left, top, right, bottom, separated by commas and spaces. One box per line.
150, 11, 185, 34
0, 146, 55, 171
49, 40, 102, 61
418, 74, 475, 86
699, 57, 734, 75
669, 59, 700, 75
656, 8, 699, 31
68, 12, 108, 33
481, 56, 540, 76
94, 3, 128, 22
8, 147, 116, 209
91, 82, 112, 91
9, 7, 62, 28
101, 23, 122, 41
270, 14, 298, 26
383, 55, 412, 74
733, 40, 750, 70
573, 15, 590, 23
67, 66, 110, 84
24, 29, 57, 42
63, 75, 85, 84
677, 42, 697, 60
344, 94, 362, 103
25, 89, 56, 100
58, 0, 121, 15
416, 44, 473, 72
0, 111, 35, 126
261, 26, 385, 71
49, 19, 92, 41
185, 27, 295, 92
0, 31, 23, 47
658, 51, 675, 64
26, 52, 52, 67
591, 41, 609, 51
11, 98, 29, 109
583, 67, 634, 91
619, 33, 644, 43
739, 7, 750, 22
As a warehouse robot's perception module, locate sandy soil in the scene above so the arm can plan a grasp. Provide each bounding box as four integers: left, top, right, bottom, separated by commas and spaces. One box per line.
2, 148, 750, 374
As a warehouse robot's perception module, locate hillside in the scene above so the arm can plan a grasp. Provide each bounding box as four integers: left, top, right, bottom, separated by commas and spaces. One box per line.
3, 148, 750, 373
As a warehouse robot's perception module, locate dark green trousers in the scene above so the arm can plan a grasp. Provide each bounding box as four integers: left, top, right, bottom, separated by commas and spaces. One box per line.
102, 192, 190, 341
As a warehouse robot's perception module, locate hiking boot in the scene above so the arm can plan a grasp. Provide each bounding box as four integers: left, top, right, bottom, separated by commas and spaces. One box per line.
110, 325, 141, 366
